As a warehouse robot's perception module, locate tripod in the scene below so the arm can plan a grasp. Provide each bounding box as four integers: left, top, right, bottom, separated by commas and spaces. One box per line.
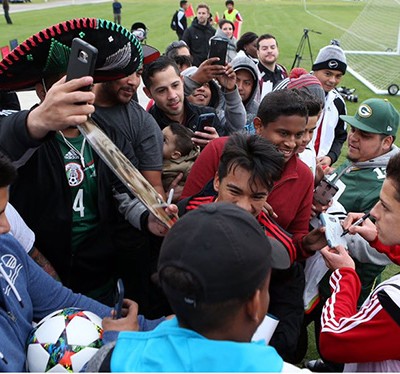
291, 28, 321, 70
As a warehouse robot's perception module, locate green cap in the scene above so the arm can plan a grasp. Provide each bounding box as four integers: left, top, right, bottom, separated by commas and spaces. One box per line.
340, 98, 399, 136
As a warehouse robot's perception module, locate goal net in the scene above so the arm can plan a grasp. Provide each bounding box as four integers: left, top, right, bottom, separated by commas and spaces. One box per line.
339, 0, 400, 95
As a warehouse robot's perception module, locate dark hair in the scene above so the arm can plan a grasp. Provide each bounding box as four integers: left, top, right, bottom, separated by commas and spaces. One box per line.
218, 19, 235, 31
168, 122, 194, 156
386, 153, 400, 202
142, 56, 181, 89
218, 133, 284, 192
173, 55, 193, 70
225, 0, 234, 5
165, 40, 190, 59
257, 33, 278, 49
297, 90, 322, 117
0, 152, 17, 188
257, 89, 308, 127
236, 32, 258, 53
180, 0, 187, 6
159, 265, 263, 334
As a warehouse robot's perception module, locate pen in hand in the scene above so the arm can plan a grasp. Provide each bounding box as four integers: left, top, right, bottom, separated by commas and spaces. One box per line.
341, 212, 371, 237
167, 188, 174, 205
152, 188, 175, 209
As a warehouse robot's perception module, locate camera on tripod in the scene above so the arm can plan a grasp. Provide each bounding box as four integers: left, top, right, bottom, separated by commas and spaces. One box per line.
337, 86, 358, 103
291, 28, 321, 70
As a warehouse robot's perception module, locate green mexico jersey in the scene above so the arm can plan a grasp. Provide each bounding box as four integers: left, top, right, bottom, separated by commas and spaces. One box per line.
57, 133, 99, 251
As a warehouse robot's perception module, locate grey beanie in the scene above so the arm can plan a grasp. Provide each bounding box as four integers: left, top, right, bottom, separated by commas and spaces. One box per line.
312, 45, 347, 74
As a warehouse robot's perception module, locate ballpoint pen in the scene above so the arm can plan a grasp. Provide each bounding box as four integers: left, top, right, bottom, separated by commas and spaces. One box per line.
341, 212, 371, 237
167, 188, 174, 205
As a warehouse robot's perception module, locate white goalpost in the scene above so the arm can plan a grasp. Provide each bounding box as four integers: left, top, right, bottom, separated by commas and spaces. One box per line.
339, 0, 400, 95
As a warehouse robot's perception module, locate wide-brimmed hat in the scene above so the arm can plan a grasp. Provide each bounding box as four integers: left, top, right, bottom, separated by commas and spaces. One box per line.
0, 18, 159, 91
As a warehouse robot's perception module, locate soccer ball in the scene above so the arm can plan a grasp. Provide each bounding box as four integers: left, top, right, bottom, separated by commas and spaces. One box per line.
26, 307, 104, 372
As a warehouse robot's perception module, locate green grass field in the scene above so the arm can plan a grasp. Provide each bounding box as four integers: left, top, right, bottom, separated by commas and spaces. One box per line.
2, 0, 400, 365
3, 0, 399, 133
2, 0, 400, 119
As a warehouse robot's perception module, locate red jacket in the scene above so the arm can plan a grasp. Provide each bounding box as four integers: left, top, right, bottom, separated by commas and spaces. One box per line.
182, 195, 297, 265
320, 238, 400, 368
181, 136, 314, 258
369, 236, 400, 265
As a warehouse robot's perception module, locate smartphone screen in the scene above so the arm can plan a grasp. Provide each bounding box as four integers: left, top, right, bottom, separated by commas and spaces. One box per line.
208, 39, 228, 66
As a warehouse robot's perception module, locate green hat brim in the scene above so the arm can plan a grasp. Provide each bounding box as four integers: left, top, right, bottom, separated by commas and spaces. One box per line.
340, 114, 385, 135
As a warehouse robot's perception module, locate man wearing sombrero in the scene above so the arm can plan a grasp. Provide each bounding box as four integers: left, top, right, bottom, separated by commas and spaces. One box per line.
0, 18, 160, 306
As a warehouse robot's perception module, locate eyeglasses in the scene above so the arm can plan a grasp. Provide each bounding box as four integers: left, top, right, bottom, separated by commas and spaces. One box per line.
165, 40, 188, 55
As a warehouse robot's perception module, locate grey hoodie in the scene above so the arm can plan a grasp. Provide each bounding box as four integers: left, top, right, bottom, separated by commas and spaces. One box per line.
182, 67, 246, 135
209, 30, 237, 63
231, 55, 261, 134
329, 145, 400, 265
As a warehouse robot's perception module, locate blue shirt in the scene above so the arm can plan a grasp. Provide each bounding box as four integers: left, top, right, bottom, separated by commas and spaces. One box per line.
112, 2, 122, 14
112, 317, 285, 372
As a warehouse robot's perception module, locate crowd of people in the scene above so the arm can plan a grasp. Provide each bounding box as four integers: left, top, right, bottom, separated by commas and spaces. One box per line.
0, 2, 399, 372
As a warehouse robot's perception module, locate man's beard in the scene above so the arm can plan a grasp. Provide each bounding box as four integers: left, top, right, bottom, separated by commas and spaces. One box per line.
346, 153, 359, 163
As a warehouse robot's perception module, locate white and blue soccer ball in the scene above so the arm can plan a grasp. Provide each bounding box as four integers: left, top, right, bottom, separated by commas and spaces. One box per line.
26, 307, 104, 372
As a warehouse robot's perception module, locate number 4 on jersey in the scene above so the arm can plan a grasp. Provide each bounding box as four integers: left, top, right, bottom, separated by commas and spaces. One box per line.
73, 189, 85, 217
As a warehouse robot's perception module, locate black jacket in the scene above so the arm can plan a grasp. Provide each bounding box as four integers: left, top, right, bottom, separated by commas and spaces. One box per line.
182, 18, 215, 67
0, 110, 134, 301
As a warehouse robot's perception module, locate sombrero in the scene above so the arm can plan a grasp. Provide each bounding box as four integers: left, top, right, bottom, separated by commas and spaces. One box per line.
0, 18, 159, 91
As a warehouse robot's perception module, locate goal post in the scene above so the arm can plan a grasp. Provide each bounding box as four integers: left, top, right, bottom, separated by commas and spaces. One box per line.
339, 0, 400, 95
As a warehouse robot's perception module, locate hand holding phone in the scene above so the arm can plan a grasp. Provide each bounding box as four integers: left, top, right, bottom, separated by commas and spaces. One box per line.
113, 278, 124, 319
191, 113, 216, 133
208, 39, 228, 66
320, 213, 347, 248
66, 38, 98, 90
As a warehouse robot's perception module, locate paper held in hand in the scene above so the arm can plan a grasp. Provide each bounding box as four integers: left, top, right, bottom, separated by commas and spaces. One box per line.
78, 117, 177, 228
252, 314, 279, 345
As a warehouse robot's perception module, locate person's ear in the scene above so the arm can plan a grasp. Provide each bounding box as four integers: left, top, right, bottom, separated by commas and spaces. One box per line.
253, 117, 263, 135
213, 171, 220, 192
171, 150, 182, 160
245, 289, 262, 325
143, 86, 153, 99
382, 135, 394, 152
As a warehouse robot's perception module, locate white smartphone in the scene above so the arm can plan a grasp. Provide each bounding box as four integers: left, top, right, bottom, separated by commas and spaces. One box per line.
320, 213, 347, 248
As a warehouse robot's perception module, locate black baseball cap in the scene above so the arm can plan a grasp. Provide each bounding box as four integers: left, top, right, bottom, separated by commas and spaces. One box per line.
158, 203, 290, 308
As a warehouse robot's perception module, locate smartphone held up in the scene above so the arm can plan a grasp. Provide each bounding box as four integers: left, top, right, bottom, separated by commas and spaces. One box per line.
208, 39, 228, 66
66, 38, 98, 90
